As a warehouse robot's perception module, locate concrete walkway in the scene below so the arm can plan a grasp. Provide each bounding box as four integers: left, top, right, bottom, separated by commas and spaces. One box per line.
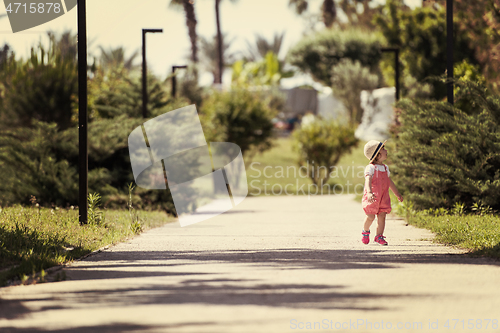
1, 195, 500, 332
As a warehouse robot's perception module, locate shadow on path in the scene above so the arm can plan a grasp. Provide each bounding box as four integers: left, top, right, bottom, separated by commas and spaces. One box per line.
3, 248, 495, 322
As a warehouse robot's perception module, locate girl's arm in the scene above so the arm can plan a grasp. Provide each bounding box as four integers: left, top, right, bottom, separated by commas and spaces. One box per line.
365, 175, 375, 203
389, 178, 403, 202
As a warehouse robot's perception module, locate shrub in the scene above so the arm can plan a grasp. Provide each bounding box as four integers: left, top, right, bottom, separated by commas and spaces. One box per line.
391, 80, 500, 211
0, 121, 78, 206
287, 28, 383, 87
292, 119, 358, 186
375, 1, 478, 100
200, 89, 277, 162
0, 32, 77, 130
330, 59, 379, 123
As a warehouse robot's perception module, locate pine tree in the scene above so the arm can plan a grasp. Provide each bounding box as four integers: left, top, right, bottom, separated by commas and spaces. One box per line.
392, 80, 500, 210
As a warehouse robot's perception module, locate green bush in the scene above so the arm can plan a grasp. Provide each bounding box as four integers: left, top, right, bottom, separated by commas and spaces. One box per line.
0, 31, 190, 213
0, 32, 77, 130
330, 59, 379, 123
0, 121, 78, 206
287, 28, 383, 86
200, 89, 277, 162
375, 1, 478, 100
0, 113, 184, 214
391, 80, 500, 211
292, 119, 358, 186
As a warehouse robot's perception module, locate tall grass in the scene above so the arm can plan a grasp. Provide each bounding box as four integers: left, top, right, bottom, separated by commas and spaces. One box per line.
393, 201, 500, 259
0, 204, 173, 286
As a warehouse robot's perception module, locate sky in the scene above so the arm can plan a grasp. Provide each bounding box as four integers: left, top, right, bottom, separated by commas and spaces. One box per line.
0, 0, 422, 88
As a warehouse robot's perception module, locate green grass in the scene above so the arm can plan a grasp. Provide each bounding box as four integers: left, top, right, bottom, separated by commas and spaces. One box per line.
246, 136, 367, 196
393, 201, 500, 259
0, 205, 174, 286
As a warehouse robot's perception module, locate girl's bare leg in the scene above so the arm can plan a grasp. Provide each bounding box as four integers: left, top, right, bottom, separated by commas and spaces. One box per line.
363, 214, 375, 231
376, 212, 387, 235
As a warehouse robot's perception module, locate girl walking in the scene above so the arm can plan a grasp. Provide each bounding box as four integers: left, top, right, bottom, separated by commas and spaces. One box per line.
361, 140, 403, 245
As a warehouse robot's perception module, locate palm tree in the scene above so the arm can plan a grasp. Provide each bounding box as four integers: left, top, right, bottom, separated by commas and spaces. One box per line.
290, 0, 381, 30
289, 0, 336, 28
214, 0, 239, 84
215, 0, 223, 84
169, 0, 198, 65
98, 46, 139, 73
200, 34, 237, 84
245, 32, 285, 62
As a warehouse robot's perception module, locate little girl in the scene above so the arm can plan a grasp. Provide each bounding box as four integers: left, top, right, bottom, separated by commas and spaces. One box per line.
361, 140, 403, 245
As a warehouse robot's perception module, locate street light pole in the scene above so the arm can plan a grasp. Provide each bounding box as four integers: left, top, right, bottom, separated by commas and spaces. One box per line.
142, 28, 163, 118
78, 0, 88, 225
381, 48, 400, 101
171, 65, 187, 98
423, 0, 453, 104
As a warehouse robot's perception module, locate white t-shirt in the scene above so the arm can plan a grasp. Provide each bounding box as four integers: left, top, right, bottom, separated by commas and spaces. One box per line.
364, 164, 390, 177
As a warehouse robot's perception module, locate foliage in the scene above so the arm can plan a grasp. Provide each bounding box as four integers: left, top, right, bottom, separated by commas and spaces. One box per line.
289, 0, 337, 28
0, 32, 77, 130
127, 183, 143, 234
199, 34, 237, 84
287, 28, 383, 86
394, 200, 500, 259
292, 119, 358, 186
0, 203, 172, 286
0, 31, 193, 215
177, 65, 205, 107
87, 192, 105, 225
453, 59, 486, 99
200, 89, 277, 161
336, 0, 383, 30
391, 80, 500, 211
374, 0, 478, 100
0, 121, 78, 206
88, 47, 169, 120
244, 32, 285, 61
98, 46, 139, 73
232, 51, 294, 87
0, 43, 14, 68
330, 59, 379, 123
0, 106, 186, 214
453, 0, 500, 93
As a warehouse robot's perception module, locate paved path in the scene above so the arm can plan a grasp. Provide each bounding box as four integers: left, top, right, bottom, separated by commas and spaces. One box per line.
1, 195, 500, 333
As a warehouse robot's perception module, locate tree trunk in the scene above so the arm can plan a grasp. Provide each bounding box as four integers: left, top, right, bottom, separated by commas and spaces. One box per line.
322, 0, 336, 28
215, 0, 223, 84
182, 0, 198, 64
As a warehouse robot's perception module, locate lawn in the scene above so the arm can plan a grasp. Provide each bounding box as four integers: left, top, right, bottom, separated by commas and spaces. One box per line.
245, 136, 367, 196
0, 205, 174, 286
392, 200, 500, 259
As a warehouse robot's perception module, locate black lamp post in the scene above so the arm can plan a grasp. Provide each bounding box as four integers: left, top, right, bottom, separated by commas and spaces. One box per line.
78, 0, 88, 225
381, 47, 400, 101
142, 28, 163, 118
171, 65, 187, 98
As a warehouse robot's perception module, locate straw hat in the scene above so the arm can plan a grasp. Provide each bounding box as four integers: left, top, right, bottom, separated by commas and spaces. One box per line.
364, 140, 387, 162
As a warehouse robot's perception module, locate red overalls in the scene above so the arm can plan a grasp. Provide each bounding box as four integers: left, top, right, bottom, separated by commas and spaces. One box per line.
362, 164, 392, 215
